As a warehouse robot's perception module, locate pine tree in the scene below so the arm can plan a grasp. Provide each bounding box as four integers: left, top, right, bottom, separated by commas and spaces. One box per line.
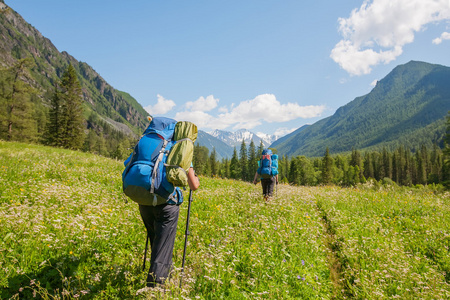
46, 84, 64, 146
0, 58, 37, 142
443, 112, 450, 188
382, 147, 392, 180
363, 152, 374, 180
321, 147, 333, 185
193, 144, 209, 175
350, 148, 363, 183
239, 140, 248, 181
230, 147, 241, 179
60, 64, 85, 150
416, 148, 427, 185
248, 140, 258, 178
289, 158, 300, 185
429, 144, 443, 184
257, 140, 264, 156
210, 147, 218, 176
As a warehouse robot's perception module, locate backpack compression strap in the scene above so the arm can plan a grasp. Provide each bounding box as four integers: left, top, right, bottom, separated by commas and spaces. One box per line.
163, 138, 194, 178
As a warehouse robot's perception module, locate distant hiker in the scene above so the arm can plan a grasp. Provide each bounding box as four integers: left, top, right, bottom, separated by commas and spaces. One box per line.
121, 116, 199, 288
253, 148, 279, 201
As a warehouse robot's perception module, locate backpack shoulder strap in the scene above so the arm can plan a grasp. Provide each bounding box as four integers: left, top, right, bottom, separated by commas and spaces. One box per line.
150, 139, 169, 194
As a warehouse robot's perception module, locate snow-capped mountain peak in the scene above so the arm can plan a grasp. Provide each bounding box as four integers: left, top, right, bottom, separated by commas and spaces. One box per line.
208, 129, 278, 148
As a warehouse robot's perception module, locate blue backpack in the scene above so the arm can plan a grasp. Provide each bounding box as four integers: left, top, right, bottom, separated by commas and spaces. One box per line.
257, 149, 278, 179
122, 117, 184, 206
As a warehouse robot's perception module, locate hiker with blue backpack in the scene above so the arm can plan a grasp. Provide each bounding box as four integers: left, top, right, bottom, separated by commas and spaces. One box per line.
122, 116, 199, 288
253, 149, 279, 201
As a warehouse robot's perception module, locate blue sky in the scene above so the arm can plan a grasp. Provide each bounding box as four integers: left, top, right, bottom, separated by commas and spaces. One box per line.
7, 0, 450, 137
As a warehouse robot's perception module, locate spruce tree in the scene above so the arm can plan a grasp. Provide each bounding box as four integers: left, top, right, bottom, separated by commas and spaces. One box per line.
248, 140, 258, 178
257, 140, 264, 156
321, 147, 333, 185
0, 58, 37, 142
60, 64, 84, 150
382, 147, 392, 180
443, 112, 450, 188
46, 84, 64, 146
239, 140, 248, 181
230, 147, 241, 179
210, 147, 218, 176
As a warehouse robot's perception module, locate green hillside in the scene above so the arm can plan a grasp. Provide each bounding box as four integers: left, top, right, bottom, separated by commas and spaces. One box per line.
1, 141, 450, 299
0, 4, 148, 143
272, 61, 450, 157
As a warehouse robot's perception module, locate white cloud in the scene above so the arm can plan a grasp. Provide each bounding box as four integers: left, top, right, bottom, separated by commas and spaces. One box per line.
370, 79, 378, 87
211, 94, 325, 130
185, 95, 219, 112
144, 94, 176, 115
218, 106, 228, 113
273, 127, 297, 137
174, 110, 214, 128
173, 94, 325, 132
432, 31, 450, 44
331, 0, 450, 75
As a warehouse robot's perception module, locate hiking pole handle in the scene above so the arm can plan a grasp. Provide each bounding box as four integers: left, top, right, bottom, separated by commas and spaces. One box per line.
180, 189, 193, 289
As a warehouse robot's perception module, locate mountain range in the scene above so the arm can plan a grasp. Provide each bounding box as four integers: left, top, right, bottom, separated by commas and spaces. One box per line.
272, 61, 450, 157
1, 2, 449, 160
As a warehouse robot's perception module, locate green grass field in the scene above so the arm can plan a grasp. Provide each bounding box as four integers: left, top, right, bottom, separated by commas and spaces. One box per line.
1, 141, 449, 299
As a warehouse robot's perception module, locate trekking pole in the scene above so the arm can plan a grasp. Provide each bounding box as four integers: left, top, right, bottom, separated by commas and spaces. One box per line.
180, 189, 193, 288
143, 235, 149, 271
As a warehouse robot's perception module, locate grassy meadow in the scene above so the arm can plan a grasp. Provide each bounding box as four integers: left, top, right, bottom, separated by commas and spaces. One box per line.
1, 141, 449, 299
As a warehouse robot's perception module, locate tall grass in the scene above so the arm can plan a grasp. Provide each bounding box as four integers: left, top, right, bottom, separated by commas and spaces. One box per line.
1, 141, 449, 299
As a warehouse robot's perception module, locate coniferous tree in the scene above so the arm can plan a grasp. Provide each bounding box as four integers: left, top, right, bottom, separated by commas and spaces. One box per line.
363, 152, 374, 180
257, 140, 264, 156
402, 148, 413, 186
321, 147, 333, 185
230, 147, 241, 179
239, 140, 248, 181
210, 147, 218, 176
382, 147, 392, 179
289, 158, 300, 185
443, 112, 450, 188
46, 84, 64, 146
193, 144, 209, 175
350, 149, 363, 183
416, 149, 427, 185
0, 58, 37, 142
60, 64, 85, 149
429, 144, 443, 184
248, 140, 258, 178
220, 158, 230, 179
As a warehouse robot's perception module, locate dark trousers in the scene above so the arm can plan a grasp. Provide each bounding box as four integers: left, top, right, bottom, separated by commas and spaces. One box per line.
261, 177, 275, 197
139, 203, 180, 287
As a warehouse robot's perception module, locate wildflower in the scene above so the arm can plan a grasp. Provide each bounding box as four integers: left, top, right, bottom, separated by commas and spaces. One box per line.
301, 260, 305, 266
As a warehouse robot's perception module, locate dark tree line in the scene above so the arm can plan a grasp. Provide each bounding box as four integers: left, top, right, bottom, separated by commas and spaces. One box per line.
0, 59, 135, 160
